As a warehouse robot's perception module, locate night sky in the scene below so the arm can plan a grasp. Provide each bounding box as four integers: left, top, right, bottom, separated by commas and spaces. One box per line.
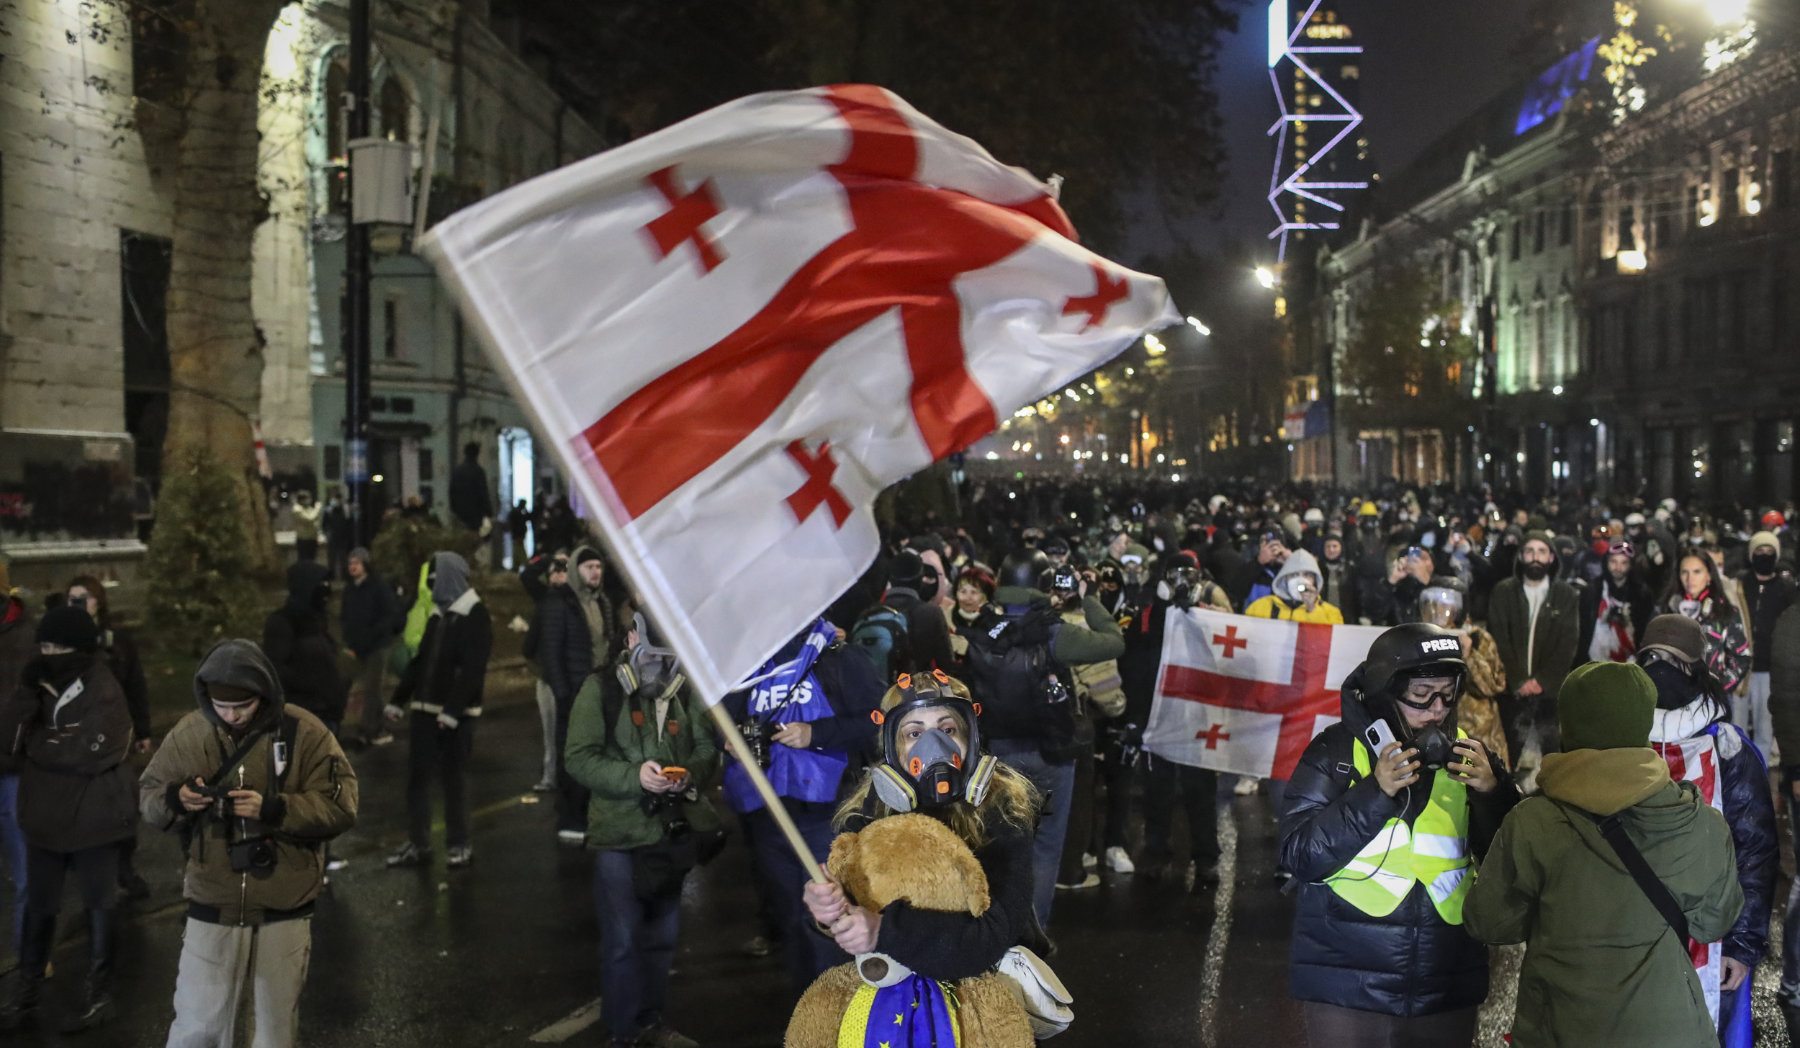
1136, 0, 1543, 257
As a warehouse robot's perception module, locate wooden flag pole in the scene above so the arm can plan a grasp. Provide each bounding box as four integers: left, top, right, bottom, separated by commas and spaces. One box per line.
706, 703, 832, 885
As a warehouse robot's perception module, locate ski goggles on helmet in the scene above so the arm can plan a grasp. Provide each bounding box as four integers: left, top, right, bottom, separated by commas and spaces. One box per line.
869, 670, 996, 811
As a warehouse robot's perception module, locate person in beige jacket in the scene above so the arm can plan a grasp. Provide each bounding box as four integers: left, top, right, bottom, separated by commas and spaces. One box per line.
140, 638, 357, 1048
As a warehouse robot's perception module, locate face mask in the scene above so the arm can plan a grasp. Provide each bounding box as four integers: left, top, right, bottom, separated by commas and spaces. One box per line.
1521, 561, 1550, 581
1591, 539, 1610, 556
1752, 551, 1778, 575
38, 651, 88, 684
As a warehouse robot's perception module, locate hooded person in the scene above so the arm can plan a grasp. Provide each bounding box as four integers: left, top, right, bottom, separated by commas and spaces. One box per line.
883, 549, 955, 674
262, 561, 348, 732
1486, 530, 1580, 772
341, 546, 403, 746
1465, 661, 1743, 1048
0, 607, 136, 1033
1280, 623, 1517, 1046
1634, 615, 1778, 1040
139, 638, 357, 1048
1245, 550, 1343, 624
384, 552, 491, 869
564, 611, 722, 1048
539, 545, 614, 842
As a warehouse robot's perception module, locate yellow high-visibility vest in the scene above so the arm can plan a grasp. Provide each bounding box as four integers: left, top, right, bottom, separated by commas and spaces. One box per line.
1323, 731, 1472, 923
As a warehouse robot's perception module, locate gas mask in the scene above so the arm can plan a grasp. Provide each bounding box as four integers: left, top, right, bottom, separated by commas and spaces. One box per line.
1164, 566, 1200, 609
1388, 672, 1463, 770
615, 612, 683, 699
1418, 586, 1465, 630
870, 672, 996, 812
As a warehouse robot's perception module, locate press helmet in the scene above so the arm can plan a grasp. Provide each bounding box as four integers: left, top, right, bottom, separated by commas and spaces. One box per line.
1359, 622, 1467, 705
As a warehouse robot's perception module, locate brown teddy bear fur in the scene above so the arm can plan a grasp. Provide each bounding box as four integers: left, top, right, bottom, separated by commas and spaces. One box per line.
784, 814, 1036, 1048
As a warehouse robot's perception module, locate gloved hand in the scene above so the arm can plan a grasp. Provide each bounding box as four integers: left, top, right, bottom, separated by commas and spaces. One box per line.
383, 704, 405, 723
436, 713, 459, 730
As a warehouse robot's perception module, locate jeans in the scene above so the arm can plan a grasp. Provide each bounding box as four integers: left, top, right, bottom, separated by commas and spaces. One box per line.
166, 917, 312, 1048
745, 802, 844, 993
594, 850, 681, 1042
987, 738, 1076, 930
26, 843, 118, 915
1141, 755, 1219, 867
1733, 672, 1774, 762
407, 713, 474, 850
1097, 742, 1134, 852
535, 681, 558, 787
1057, 749, 1097, 883
0, 773, 25, 951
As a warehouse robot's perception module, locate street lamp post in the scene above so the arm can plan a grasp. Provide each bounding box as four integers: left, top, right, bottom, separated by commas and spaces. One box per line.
342, 0, 373, 547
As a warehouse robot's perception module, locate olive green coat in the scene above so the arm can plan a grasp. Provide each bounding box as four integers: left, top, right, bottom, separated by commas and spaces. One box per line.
1464, 747, 1742, 1047
563, 670, 722, 851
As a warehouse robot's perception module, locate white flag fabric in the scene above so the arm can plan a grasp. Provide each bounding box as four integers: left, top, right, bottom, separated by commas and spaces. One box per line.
421, 84, 1177, 701
1142, 609, 1385, 779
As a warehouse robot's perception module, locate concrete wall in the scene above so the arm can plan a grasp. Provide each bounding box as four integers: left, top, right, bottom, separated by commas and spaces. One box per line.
0, 0, 174, 431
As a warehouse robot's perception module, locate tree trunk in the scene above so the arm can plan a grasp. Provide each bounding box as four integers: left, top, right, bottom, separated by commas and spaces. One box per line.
152, 0, 288, 575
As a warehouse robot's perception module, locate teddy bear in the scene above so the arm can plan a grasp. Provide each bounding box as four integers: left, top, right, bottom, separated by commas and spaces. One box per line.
784, 813, 1038, 1048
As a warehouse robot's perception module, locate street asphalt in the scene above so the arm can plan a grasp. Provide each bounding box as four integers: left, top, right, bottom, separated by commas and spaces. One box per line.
1, 688, 1792, 1047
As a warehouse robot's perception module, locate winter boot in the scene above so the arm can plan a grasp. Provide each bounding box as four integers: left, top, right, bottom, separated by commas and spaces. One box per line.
60, 908, 118, 1033
0, 910, 56, 1031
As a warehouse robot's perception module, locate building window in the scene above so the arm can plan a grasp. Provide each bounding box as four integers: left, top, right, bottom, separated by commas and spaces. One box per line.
1722, 167, 1740, 219
1773, 150, 1791, 210
1510, 219, 1522, 261
382, 298, 400, 359
1341, 65, 1359, 79
322, 54, 350, 215
1559, 202, 1573, 245
130, 6, 187, 104
1533, 209, 1547, 254
378, 78, 410, 142
324, 445, 342, 481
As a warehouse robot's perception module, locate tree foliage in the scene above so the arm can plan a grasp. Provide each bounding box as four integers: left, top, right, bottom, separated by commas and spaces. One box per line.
142, 447, 263, 655
515, 0, 1238, 249
1337, 264, 1475, 431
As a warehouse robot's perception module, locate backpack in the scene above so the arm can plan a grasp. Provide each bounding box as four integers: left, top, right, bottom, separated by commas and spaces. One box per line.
849, 606, 910, 684
962, 611, 1075, 755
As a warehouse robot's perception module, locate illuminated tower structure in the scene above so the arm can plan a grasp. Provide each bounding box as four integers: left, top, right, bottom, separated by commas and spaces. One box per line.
1267, 0, 1370, 261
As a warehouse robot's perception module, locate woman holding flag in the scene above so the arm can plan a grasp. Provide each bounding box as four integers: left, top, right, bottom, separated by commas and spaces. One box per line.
1279, 622, 1516, 1047
802, 672, 1047, 1026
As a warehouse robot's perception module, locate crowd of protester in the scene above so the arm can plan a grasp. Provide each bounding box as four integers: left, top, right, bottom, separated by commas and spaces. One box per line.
1, 472, 1796, 1046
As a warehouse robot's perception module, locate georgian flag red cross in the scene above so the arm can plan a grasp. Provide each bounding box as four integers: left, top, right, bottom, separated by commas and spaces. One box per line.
422, 84, 1176, 701
1143, 610, 1387, 780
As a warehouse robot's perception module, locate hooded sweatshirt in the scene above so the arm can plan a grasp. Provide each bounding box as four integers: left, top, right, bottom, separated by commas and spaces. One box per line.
1244, 550, 1343, 623
391, 552, 492, 723
139, 639, 358, 924
1464, 748, 1742, 1047
263, 560, 346, 722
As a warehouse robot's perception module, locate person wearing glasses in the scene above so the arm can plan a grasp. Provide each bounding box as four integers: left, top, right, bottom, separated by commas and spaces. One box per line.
1280, 623, 1517, 1047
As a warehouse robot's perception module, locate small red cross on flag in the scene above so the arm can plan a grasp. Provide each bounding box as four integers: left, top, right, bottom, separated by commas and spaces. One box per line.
1142, 609, 1386, 780
422, 85, 1178, 701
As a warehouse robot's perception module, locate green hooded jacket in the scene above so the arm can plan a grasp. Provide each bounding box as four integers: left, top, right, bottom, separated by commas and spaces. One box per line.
563, 669, 722, 851
1464, 747, 1742, 1047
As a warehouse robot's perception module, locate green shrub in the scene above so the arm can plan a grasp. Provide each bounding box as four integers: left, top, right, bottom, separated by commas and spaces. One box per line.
142, 448, 264, 655
369, 513, 480, 598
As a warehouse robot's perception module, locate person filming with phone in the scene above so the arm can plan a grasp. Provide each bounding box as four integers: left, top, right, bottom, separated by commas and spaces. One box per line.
1280, 623, 1519, 1047
1245, 550, 1343, 624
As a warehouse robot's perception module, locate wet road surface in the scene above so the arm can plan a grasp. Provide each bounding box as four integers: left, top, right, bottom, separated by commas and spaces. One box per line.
1, 693, 1792, 1047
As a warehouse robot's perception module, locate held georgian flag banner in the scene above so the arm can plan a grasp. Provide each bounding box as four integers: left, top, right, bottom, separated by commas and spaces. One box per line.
1143, 610, 1385, 780
420, 85, 1176, 701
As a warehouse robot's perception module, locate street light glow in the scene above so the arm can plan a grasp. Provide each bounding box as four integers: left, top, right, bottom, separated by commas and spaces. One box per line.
1186, 316, 1211, 336
1705, 0, 1750, 25
1255, 266, 1278, 289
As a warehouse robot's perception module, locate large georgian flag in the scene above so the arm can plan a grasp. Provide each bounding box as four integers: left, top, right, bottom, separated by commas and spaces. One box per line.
421, 84, 1176, 701
1143, 609, 1385, 779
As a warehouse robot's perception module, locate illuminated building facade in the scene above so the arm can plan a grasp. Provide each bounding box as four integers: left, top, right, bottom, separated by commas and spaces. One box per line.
1267, 0, 1372, 261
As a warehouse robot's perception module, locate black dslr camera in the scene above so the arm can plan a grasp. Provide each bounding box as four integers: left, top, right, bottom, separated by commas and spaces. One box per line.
738, 718, 773, 770
228, 837, 277, 874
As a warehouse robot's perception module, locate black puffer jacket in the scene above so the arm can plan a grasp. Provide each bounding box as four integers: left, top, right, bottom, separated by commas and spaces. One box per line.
263, 561, 347, 723
2, 653, 137, 852
1279, 667, 1518, 1017
0, 596, 35, 775
536, 584, 597, 701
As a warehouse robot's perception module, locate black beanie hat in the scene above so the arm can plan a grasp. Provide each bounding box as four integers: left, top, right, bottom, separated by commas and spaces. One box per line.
37, 605, 99, 652
574, 548, 603, 568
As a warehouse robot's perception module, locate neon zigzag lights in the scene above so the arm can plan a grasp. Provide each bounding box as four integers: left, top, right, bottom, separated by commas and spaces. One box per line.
1266, 0, 1367, 262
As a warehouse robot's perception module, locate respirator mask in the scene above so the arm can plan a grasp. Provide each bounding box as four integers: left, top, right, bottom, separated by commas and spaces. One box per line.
1389, 671, 1463, 769
616, 612, 683, 699
870, 670, 997, 812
